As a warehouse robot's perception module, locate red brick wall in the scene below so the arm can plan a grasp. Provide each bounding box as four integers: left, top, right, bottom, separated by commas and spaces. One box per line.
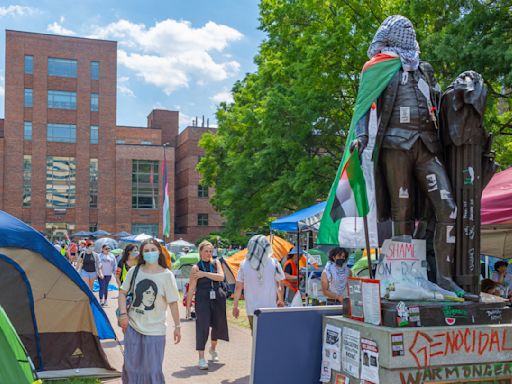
4, 30, 117, 232
147, 110, 179, 147
116, 126, 162, 145
175, 126, 223, 242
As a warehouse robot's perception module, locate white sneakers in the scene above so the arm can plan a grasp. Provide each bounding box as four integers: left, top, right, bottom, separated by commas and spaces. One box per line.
209, 348, 219, 362
198, 358, 208, 370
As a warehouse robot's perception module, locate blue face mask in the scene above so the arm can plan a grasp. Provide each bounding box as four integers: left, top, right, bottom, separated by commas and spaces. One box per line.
131, 251, 140, 257
143, 251, 159, 264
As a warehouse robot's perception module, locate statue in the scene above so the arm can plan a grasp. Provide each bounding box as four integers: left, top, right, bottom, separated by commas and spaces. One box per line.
350, 16, 476, 299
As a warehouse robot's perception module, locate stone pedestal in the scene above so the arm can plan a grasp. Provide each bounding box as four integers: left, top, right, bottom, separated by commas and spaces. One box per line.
323, 316, 512, 384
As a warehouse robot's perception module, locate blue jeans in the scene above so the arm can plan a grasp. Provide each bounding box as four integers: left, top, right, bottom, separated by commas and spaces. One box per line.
98, 275, 112, 301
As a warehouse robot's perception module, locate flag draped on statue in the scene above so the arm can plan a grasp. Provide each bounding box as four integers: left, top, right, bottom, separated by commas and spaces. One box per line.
317, 54, 401, 246
162, 150, 171, 237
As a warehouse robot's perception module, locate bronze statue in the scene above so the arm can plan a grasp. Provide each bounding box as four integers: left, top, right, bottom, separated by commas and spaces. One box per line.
350, 16, 482, 299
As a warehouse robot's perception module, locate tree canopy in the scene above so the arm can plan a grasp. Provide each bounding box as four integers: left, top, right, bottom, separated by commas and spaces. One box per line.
198, 0, 512, 233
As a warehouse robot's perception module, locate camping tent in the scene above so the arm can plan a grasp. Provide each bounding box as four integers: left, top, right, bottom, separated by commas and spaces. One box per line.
0, 211, 116, 379
0, 305, 39, 384
481, 167, 512, 258
270, 202, 326, 232
224, 235, 294, 278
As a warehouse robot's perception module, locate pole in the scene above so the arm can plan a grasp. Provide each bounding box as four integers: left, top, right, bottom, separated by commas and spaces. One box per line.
363, 216, 373, 279
297, 229, 301, 304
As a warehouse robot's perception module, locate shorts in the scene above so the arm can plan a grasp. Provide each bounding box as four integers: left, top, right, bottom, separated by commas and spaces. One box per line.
80, 270, 97, 279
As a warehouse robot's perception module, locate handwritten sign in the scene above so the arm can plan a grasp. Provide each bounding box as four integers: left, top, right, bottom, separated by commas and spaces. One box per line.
375, 239, 427, 284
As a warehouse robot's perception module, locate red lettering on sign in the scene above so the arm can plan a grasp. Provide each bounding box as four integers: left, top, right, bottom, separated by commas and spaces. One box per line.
409, 328, 511, 368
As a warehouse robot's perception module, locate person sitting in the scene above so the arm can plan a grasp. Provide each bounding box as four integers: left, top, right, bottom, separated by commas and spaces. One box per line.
491, 261, 512, 298
481, 279, 503, 296
321, 247, 352, 304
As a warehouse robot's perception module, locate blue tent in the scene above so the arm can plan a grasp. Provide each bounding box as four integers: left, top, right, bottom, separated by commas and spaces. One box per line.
270, 202, 326, 232
0, 210, 115, 376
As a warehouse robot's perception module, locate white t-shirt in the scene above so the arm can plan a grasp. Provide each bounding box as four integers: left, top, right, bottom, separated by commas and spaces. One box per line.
121, 267, 179, 336
237, 258, 285, 315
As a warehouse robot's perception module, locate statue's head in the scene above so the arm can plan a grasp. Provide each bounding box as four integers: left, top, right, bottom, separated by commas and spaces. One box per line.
368, 15, 419, 72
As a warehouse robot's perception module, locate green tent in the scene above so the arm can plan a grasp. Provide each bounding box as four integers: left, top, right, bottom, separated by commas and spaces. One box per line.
0, 305, 39, 384
172, 252, 200, 270
307, 248, 328, 266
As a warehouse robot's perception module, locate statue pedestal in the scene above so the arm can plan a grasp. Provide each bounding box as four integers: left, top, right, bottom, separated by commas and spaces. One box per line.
323, 316, 512, 384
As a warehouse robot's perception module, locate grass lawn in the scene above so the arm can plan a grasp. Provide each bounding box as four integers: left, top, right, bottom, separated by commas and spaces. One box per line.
226, 298, 250, 329
43, 379, 101, 384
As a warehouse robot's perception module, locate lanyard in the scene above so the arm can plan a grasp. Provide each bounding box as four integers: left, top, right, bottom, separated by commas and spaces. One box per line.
200, 261, 215, 289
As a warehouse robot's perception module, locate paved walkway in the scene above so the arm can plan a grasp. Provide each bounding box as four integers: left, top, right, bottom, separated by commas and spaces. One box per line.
100, 291, 252, 384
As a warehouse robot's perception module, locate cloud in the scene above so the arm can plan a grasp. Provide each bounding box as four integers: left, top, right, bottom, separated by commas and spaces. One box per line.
90, 19, 243, 95
47, 19, 76, 35
117, 76, 135, 97
210, 90, 234, 104
0, 5, 37, 17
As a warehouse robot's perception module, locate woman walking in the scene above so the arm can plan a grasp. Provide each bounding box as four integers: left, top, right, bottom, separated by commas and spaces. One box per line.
115, 244, 139, 287
186, 240, 229, 370
98, 244, 117, 306
118, 238, 181, 383
76, 240, 102, 290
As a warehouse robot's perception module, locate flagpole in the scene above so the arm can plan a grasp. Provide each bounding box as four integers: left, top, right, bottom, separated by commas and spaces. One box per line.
162, 143, 169, 242
363, 216, 373, 279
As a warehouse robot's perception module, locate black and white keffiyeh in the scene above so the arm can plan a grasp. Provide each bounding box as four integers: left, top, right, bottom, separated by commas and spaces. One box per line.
246, 235, 272, 271
367, 15, 420, 72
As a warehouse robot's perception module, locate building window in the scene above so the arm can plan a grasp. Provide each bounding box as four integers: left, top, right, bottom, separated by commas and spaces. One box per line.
132, 160, 159, 209
132, 223, 159, 237
46, 156, 76, 208
48, 58, 77, 78
48, 90, 77, 110
91, 93, 99, 112
116, 139, 126, 144
24, 122, 32, 141
198, 214, 209, 227
140, 140, 153, 145
24, 55, 33, 74
24, 89, 32, 107
47, 123, 76, 143
89, 159, 98, 208
198, 184, 209, 198
89, 224, 98, 233
90, 125, 99, 144
23, 155, 31, 207
91, 61, 99, 80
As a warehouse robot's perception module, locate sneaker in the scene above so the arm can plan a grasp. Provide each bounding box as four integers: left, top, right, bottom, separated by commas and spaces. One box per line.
209, 348, 219, 362
198, 358, 208, 370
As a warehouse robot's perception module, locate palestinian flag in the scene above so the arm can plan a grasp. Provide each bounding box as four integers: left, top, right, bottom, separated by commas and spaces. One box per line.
317, 54, 401, 246
162, 150, 171, 238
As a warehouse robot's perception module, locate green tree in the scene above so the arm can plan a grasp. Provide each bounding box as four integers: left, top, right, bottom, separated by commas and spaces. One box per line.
199, 0, 512, 232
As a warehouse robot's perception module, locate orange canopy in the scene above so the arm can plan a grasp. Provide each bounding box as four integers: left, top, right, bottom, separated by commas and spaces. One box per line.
225, 235, 294, 278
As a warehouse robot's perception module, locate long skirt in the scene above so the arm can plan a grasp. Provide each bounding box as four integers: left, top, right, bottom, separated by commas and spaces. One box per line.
122, 326, 166, 384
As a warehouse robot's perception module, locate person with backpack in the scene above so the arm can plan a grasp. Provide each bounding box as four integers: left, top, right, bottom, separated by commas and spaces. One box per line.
232, 235, 285, 333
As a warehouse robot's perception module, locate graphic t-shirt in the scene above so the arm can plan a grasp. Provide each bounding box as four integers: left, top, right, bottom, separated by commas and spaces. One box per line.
121, 267, 179, 336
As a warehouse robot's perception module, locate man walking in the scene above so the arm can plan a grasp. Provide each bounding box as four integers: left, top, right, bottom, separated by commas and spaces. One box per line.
232, 235, 285, 332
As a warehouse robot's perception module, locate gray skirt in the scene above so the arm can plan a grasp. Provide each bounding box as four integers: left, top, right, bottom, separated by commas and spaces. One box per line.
122, 326, 166, 384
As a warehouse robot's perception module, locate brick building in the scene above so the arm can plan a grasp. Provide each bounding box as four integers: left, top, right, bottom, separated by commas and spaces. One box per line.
0, 30, 223, 242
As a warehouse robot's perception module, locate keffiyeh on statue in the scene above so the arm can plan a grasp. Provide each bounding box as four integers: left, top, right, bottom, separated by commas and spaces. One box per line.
246, 235, 272, 271
367, 15, 420, 72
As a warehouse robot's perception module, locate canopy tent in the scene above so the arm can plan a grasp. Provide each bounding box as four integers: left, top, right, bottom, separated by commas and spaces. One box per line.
113, 231, 131, 238
90, 230, 111, 237
0, 210, 116, 379
93, 238, 118, 254
481, 168, 512, 258
120, 233, 165, 244
270, 202, 326, 232
167, 239, 196, 255
0, 305, 39, 384
482, 167, 512, 225
225, 235, 294, 279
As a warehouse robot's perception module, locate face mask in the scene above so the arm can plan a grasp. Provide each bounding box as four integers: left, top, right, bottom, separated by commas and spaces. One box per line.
143, 251, 159, 264
335, 259, 346, 267
86, 247, 93, 253
131, 251, 140, 257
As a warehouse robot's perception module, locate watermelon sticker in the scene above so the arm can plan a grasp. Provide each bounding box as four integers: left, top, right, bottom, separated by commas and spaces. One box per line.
445, 317, 456, 326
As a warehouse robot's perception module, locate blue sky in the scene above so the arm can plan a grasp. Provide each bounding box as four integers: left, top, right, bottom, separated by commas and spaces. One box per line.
0, 1, 264, 128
